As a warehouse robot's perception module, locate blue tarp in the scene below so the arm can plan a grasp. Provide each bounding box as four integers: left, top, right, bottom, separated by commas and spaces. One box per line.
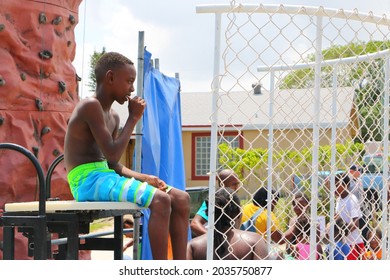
140, 48, 187, 260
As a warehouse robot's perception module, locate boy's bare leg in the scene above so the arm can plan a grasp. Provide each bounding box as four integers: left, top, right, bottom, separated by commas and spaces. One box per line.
168, 188, 190, 259
148, 191, 171, 260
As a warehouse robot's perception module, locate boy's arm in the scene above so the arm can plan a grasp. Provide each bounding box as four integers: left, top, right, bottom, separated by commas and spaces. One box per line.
190, 215, 208, 237
83, 96, 145, 164
283, 216, 297, 242
347, 217, 359, 233
190, 201, 209, 236
109, 161, 167, 191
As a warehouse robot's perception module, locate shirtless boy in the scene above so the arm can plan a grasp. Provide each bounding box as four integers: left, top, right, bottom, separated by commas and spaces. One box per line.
64, 52, 190, 260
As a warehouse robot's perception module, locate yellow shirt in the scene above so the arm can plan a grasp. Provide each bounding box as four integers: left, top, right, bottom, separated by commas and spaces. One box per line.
241, 203, 280, 234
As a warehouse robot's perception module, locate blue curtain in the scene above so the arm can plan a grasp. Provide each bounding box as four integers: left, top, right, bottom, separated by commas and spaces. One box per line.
140, 48, 187, 260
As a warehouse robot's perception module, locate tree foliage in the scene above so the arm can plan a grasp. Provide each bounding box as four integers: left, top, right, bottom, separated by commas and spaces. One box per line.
87, 47, 106, 92
280, 40, 390, 89
219, 141, 365, 183
279, 40, 390, 142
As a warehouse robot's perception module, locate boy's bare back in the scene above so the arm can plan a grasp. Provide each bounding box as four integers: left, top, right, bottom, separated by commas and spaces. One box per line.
64, 97, 119, 171
64, 56, 144, 173
187, 229, 268, 260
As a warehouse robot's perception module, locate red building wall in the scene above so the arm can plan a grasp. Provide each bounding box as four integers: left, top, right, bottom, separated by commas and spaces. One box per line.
0, 0, 84, 259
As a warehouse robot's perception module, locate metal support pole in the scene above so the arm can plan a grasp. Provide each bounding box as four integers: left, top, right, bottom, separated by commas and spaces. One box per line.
154, 58, 160, 70
382, 56, 390, 259
134, 31, 145, 172
310, 15, 323, 260
113, 216, 124, 260
266, 70, 275, 251
206, 12, 222, 260
327, 65, 339, 260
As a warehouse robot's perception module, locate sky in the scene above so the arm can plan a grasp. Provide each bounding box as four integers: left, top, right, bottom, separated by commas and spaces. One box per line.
73, 0, 390, 99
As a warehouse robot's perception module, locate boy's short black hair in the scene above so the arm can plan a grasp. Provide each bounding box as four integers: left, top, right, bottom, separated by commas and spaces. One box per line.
95, 52, 134, 84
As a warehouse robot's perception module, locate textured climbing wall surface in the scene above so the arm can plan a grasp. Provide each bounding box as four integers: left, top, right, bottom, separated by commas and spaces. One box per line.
0, 0, 83, 259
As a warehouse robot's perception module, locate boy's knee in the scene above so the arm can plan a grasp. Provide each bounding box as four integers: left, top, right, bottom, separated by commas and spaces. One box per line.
173, 190, 190, 213
182, 191, 190, 206
150, 191, 171, 214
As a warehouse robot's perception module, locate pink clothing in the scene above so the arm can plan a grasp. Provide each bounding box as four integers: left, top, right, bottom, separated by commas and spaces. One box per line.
296, 243, 311, 260
296, 243, 320, 260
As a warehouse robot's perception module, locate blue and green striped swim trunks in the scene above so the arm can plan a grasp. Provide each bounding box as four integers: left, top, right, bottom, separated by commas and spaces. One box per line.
67, 161, 156, 208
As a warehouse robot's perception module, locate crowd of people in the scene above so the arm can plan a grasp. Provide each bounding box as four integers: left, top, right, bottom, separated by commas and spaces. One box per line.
187, 167, 389, 260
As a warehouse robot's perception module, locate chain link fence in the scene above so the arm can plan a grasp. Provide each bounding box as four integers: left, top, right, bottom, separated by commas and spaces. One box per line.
197, 2, 390, 260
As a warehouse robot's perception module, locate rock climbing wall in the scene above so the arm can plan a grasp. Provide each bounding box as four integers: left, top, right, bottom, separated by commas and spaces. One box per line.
0, 0, 83, 259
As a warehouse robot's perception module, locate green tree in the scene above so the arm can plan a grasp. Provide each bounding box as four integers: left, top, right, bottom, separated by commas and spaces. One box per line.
87, 47, 106, 92
354, 57, 388, 142
279, 40, 390, 142
219, 141, 365, 183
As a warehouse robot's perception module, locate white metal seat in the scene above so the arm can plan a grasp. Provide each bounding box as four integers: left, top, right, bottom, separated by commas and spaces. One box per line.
5, 200, 143, 213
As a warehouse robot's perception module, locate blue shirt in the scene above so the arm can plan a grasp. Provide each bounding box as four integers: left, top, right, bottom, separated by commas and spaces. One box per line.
196, 201, 208, 221
326, 241, 350, 260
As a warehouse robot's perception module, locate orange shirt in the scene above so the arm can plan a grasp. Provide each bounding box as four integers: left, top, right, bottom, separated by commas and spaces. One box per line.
363, 249, 382, 260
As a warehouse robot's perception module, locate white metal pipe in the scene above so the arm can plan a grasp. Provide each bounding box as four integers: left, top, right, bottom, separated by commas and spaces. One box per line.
196, 4, 390, 26
266, 70, 275, 251
206, 13, 222, 260
309, 15, 323, 260
382, 56, 390, 259
328, 65, 339, 260
134, 31, 145, 172
257, 49, 390, 72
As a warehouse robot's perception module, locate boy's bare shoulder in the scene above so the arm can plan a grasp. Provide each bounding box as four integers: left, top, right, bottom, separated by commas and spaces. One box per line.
78, 96, 100, 107
73, 97, 102, 113
237, 229, 262, 242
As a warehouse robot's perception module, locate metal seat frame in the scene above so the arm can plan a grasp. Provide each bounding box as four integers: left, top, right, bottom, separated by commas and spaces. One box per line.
1, 143, 143, 260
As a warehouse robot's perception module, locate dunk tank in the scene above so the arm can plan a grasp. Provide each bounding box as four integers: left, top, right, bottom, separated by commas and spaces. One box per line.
197, 2, 389, 260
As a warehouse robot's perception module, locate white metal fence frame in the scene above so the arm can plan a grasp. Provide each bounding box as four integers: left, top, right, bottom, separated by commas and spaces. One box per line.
196, 3, 390, 260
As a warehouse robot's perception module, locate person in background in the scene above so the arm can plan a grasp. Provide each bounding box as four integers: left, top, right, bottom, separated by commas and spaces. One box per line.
284, 192, 310, 257
292, 216, 323, 260
348, 165, 363, 198
122, 215, 134, 260
187, 188, 269, 260
348, 164, 369, 244
190, 169, 241, 237
363, 228, 382, 260
240, 188, 284, 243
334, 172, 364, 260
325, 218, 350, 260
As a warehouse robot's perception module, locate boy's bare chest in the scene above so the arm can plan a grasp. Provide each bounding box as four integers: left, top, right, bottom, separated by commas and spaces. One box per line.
104, 113, 116, 133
